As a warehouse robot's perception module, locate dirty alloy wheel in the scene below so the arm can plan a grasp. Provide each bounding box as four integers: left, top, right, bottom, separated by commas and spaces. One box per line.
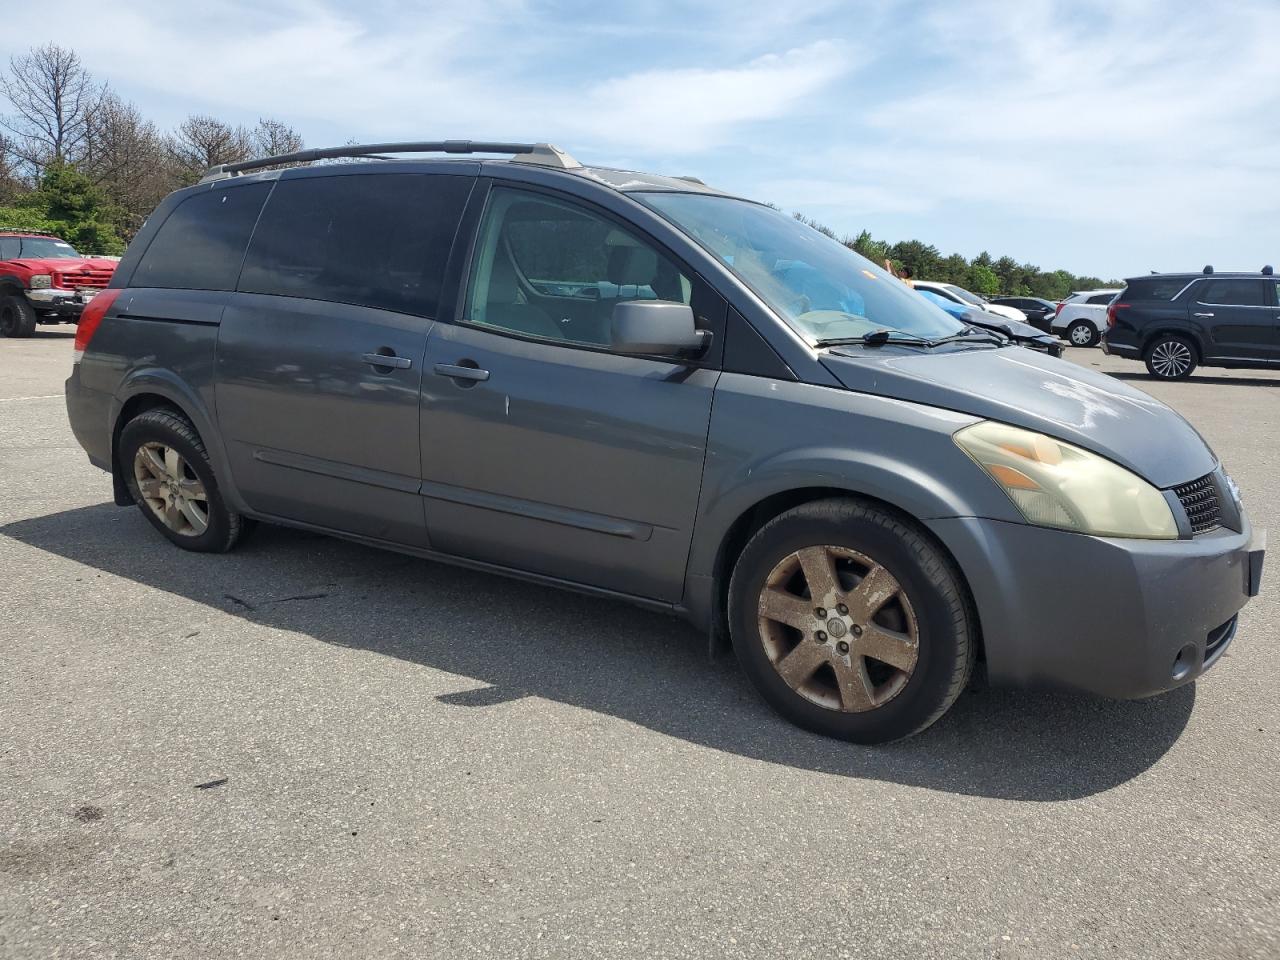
118, 407, 250, 552
1067, 320, 1098, 347
1144, 335, 1197, 380
0, 294, 37, 338
728, 498, 975, 744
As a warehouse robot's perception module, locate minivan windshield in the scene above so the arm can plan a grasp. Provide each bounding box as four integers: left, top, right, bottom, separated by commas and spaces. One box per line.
637, 193, 963, 345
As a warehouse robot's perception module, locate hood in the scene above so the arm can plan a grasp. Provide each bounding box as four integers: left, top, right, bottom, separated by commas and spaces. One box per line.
3, 257, 118, 274
822, 345, 1215, 488
961, 311, 1061, 355
37, 257, 117, 272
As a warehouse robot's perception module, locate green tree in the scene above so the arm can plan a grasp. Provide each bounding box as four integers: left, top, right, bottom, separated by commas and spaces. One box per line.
937, 253, 969, 285
889, 239, 941, 279
846, 229, 888, 265
967, 263, 1000, 297
17, 160, 124, 254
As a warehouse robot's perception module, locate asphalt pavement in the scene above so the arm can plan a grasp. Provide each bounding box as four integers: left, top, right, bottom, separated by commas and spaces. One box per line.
2, 329, 1277, 959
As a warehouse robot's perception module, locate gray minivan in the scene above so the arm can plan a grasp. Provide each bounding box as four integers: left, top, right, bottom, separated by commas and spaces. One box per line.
65, 141, 1264, 743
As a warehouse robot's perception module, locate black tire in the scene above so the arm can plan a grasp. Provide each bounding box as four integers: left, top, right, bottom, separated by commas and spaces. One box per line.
1066, 320, 1099, 348
0, 294, 37, 338
727, 497, 975, 744
118, 408, 251, 552
1144, 334, 1198, 380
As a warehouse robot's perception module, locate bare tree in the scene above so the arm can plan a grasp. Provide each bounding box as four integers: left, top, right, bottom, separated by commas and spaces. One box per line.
0, 133, 24, 204
251, 118, 304, 159
0, 43, 103, 173
83, 93, 169, 235
166, 114, 252, 182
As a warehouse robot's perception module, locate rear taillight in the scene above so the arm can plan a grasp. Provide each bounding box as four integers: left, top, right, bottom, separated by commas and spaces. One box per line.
1107, 302, 1129, 329
1054, 301, 1065, 316
73, 288, 122, 363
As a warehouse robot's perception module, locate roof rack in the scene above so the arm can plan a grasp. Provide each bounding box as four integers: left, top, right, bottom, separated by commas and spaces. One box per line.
0, 227, 59, 236
201, 140, 581, 182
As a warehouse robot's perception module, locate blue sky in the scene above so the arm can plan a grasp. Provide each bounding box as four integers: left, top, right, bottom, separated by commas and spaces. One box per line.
4, 0, 1276, 278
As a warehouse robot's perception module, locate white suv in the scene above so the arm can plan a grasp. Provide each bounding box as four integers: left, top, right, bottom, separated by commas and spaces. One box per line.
1053, 289, 1122, 347
912, 281, 1027, 324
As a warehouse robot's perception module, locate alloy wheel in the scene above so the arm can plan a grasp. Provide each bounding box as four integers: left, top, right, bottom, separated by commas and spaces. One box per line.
1070, 324, 1094, 346
1150, 339, 1192, 378
756, 545, 919, 712
132, 441, 210, 536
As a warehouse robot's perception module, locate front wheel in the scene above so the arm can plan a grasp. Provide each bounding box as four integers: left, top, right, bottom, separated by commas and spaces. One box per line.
1144, 335, 1197, 380
727, 498, 976, 744
1066, 320, 1099, 347
0, 294, 37, 338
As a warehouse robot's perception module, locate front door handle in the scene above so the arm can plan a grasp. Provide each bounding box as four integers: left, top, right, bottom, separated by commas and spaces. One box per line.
433, 362, 490, 382
362, 352, 412, 370
1193, 312, 1215, 318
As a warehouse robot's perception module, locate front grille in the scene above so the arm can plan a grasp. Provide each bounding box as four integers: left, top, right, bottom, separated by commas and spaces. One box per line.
53, 268, 112, 289
1174, 473, 1222, 535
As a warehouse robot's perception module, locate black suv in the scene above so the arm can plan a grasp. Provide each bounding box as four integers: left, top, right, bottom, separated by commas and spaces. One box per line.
1103, 268, 1280, 379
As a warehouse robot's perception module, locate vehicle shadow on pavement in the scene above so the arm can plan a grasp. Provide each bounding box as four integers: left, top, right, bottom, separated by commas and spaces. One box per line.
2, 503, 1196, 803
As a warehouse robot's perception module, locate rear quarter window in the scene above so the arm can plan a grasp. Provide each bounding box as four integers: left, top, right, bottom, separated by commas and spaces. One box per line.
1195, 279, 1266, 306
238, 173, 472, 317
131, 183, 272, 291
1123, 277, 1189, 301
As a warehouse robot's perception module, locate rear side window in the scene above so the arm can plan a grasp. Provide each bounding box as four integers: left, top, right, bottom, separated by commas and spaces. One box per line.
1196, 279, 1266, 306
131, 184, 271, 291
1122, 277, 1187, 301
238, 173, 471, 316
1086, 293, 1117, 305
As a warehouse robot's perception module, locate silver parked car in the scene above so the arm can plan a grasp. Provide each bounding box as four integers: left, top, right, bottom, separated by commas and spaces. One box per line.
65, 141, 1265, 743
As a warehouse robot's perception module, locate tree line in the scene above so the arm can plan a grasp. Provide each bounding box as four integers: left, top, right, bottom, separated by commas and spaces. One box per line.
793, 215, 1121, 302
0, 44, 304, 254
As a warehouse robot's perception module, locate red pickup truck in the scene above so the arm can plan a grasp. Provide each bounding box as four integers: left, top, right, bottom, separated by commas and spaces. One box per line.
0, 230, 118, 337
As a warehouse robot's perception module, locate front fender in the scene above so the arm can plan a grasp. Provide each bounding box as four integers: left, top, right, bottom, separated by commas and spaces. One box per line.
682, 374, 1026, 628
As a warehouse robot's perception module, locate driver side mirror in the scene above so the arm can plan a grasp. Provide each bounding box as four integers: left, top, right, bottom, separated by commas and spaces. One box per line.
610, 300, 710, 357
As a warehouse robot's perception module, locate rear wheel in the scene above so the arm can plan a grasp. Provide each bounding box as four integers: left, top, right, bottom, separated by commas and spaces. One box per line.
728, 498, 975, 744
0, 294, 37, 338
1067, 320, 1099, 347
1144, 334, 1197, 380
118, 408, 250, 552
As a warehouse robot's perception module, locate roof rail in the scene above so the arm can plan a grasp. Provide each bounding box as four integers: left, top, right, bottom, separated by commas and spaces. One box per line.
0, 227, 59, 236
201, 141, 581, 182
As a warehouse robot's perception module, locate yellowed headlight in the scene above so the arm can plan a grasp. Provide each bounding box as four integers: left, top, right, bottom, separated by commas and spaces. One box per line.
955, 421, 1178, 539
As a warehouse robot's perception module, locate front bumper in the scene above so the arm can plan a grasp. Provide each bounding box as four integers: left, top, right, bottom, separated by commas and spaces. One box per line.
27, 287, 98, 315
927, 515, 1264, 699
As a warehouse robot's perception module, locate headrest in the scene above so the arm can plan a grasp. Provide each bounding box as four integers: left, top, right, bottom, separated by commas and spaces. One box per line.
607, 245, 658, 286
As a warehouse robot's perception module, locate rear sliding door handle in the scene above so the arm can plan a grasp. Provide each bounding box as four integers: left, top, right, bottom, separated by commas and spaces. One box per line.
362, 352, 412, 369
1193, 312, 1215, 318
433, 362, 490, 382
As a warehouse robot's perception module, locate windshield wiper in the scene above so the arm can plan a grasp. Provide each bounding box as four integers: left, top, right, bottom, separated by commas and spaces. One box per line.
930, 325, 1008, 347
816, 330, 933, 348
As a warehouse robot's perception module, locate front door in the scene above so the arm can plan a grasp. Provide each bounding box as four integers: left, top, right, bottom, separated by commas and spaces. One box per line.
418, 185, 722, 601
1190, 278, 1275, 361
214, 170, 474, 545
